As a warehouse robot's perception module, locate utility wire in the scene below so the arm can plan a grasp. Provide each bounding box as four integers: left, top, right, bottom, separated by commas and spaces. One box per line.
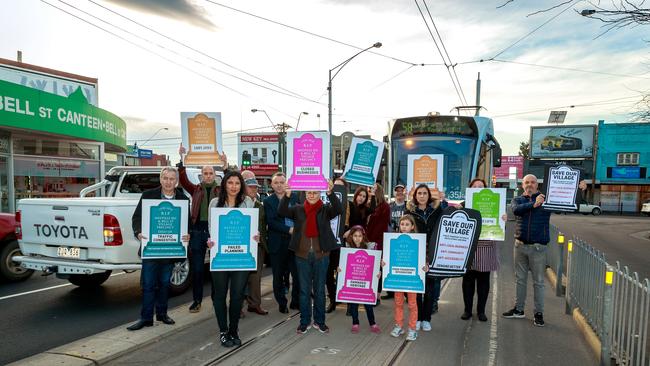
492, 95, 640, 118
87, 0, 312, 102
490, 59, 650, 80
127, 125, 272, 142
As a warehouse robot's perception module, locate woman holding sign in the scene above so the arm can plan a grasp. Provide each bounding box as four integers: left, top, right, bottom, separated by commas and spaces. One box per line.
405, 184, 442, 332
206, 171, 257, 348
460, 178, 506, 322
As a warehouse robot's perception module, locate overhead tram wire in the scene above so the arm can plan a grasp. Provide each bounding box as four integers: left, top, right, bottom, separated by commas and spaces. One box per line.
41, 0, 299, 121
492, 95, 641, 118
87, 0, 311, 102
415, 0, 466, 107
57, 0, 321, 106
127, 126, 273, 142
423, 0, 468, 106
490, 59, 650, 80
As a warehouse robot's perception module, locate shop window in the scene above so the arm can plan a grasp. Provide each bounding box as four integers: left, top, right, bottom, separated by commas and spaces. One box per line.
617, 153, 639, 166
13, 136, 99, 160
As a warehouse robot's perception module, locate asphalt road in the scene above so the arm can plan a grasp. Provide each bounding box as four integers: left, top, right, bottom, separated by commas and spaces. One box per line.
550, 213, 650, 281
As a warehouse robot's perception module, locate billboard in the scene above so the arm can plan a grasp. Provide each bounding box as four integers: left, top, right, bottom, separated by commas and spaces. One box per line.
530, 125, 595, 159
238, 133, 279, 176
494, 156, 524, 179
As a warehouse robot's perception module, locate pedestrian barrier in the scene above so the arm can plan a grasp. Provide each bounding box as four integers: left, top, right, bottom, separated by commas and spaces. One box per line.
550, 225, 649, 366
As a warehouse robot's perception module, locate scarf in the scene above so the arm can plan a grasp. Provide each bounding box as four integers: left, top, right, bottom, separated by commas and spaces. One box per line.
304, 199, 323, 238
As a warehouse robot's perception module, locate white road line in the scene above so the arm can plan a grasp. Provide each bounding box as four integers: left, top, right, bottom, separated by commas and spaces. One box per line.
0, 272, 126, 301
487, 271, 499, 366
199, 342, 213, 351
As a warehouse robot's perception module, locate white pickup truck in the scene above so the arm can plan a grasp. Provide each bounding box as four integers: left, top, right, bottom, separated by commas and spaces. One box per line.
14, 166, 221, 295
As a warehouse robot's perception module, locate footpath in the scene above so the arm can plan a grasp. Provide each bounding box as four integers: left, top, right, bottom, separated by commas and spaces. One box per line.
13, 225, 597, 366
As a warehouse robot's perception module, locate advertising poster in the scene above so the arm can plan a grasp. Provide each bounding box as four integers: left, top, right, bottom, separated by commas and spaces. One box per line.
465, 188, 506, 241
141, 200, 189, 259
335, 248, 381, 305
209, 208, 259, 271
181, 112, 224, 167
320, 184, 347, 245
286, 131, 330, 191
542, 165, 581, 212
342, 137, 383, 187
382, 233, 426, 293
494, 156, 524, 179
428, 207, 481, 278
530, 125, 595, 158
407, 154, 444, 192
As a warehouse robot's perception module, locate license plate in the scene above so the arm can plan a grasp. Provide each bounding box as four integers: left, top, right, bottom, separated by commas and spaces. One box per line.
57, 247, 81, 258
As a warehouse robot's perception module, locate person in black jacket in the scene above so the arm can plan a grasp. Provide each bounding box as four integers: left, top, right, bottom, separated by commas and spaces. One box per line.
279, 179, 342, 335
405, 184, 442, 333
128, 167, 190, 331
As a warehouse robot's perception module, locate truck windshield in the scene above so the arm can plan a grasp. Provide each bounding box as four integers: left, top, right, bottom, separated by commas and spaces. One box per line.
391, 136, 477, 201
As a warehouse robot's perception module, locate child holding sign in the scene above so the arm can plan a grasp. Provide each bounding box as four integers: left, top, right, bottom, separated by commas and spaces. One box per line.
338, 225, 381, 334
384, 215, 428, 341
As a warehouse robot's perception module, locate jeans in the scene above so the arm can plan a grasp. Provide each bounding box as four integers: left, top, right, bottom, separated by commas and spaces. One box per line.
140, 259, 173, 321
514, 242, 547, 313
295, 253, 329, 327
211, 271, 249, 333
349, 303, 376, 325
416, 277, 441, 322
462, 270, 491, 314
190, 225, 209, 303
270, 249, 299, 307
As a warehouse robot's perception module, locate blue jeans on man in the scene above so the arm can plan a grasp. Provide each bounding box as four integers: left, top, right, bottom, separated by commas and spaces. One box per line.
141, 259, 174, 321
295, 253, 329, 327
270, 249, 300, 308
190, 225, 209, 303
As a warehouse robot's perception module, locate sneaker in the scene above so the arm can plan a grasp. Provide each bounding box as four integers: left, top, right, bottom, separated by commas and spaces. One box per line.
461, 312, 472, 320
415, 321, 421, 331
370, 324, 381, 334
502, 307, 525, 319
390, 325, 404, 338
406, 329, 418, 341
313, 323, 330, 333
351, 324, 360, 333
220, 332, 234, 347
189, 301, 201, 313
229, 331, 242, 346
422, 321, 432, 331
296, 324, 310, 334
534, 312, 545, 327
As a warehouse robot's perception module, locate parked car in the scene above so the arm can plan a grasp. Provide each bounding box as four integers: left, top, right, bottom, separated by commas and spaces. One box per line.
0, 213, 34, 281
579, 202, 601, 216
540, 135, 583, 151
641, 199, 650, 216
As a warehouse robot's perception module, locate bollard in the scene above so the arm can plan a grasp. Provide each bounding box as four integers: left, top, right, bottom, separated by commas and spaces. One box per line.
600, 266, 615, 366
556, 232, 565, 297
565, 239, 573, 315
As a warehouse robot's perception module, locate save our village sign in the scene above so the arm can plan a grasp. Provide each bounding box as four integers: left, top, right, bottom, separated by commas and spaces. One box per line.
0, 79, 126, 150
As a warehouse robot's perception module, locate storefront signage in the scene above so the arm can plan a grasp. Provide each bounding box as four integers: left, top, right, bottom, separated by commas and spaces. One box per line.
126, 145, 138, 157
138, 149, 153, 159
494, 156, 524, 179
610, 166, 641, 179
238, 133, 279, 176
0, 80, 126, 150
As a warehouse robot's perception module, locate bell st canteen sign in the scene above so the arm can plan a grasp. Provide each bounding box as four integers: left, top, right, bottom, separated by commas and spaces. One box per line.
0, 79, 126, 150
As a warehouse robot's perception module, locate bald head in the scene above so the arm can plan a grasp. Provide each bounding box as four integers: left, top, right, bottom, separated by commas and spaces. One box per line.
200, 165, 216, 184
522, 174, 539, 196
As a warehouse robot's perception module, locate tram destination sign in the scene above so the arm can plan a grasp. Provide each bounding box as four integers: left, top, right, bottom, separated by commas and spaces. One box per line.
392, 116, 477, 139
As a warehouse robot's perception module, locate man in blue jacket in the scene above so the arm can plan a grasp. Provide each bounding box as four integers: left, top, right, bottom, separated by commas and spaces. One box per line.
502, 174, 551, 327
264, 172, 300, 313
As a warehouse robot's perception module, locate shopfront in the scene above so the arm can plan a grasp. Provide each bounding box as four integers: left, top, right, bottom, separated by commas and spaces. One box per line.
0, 59, 126, 213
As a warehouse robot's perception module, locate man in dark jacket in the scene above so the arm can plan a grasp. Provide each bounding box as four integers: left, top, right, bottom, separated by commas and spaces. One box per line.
242, 171, 269, 315
279, 180, 342, 335
264, 172, 300, 313
503, 174, 552, 327
128, 167, 190, 331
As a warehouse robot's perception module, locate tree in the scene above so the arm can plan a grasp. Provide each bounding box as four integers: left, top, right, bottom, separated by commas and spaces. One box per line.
518, 141, 530, 160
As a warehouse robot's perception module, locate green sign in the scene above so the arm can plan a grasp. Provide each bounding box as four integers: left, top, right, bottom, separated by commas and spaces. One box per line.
465, 188, 506, 241
0, 80, 126, 150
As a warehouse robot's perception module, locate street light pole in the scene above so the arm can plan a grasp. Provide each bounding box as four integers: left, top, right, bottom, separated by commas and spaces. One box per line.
328, 42, 382, 175
139, 127, 169, 147
295, 111, 309, 131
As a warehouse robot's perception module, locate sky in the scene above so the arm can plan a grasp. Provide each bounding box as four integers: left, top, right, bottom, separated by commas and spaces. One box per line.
1, 0, 648, 163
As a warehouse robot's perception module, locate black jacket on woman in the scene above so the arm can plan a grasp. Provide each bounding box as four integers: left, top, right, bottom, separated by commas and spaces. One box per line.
278, 192, 343, 253
404, 201, 442, 244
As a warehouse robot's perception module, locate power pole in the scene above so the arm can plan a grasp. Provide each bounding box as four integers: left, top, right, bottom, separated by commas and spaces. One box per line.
276, 122, 293, 172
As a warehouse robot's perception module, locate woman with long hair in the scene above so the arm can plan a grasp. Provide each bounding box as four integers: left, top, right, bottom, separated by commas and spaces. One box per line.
207, 170, 256, 348
348, 186, 376, 229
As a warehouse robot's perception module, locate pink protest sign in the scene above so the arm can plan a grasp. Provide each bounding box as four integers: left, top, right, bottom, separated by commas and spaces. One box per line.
336, 248, 381, 305
286, 131, 330, 191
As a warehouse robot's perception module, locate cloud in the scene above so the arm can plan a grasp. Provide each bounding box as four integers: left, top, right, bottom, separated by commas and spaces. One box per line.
105, 0, 217, 30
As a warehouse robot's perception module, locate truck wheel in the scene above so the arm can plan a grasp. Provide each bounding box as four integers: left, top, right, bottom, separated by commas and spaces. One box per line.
169, 259, 191, 296
68, 271, 112, 288
0, 240, 34, 281
592, 207, 601, 216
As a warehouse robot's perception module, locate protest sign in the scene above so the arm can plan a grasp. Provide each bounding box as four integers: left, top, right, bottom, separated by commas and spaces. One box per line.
286, 131, 330, 191
181, 112, 224, 166
141, 200, 189, 259
342, 137, 383, 186
428, 207, 481, 277
382, 233, 426, 293
320, 184, 347, 246
465, 188, 506, 241
542, 165, 581, 212
407, 154, 444, 193
336, 248, 381, 305
209, 208, 259, 271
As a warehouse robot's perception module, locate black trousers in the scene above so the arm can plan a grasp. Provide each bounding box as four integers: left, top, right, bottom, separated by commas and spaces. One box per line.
326, 249, 341, 301
462, 270, 491, 315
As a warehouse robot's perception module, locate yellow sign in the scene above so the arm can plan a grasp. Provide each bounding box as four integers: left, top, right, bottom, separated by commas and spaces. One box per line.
181, 112, 223, 166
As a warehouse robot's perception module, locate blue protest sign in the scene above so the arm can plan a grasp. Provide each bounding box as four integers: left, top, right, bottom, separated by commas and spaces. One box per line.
141, 200, 189, 259
210, 208, 259, 271
342, 138, 383, 186
382, 233, 426, 293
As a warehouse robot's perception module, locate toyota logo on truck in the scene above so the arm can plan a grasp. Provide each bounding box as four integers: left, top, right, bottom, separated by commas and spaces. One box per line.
33, 224, 89, 239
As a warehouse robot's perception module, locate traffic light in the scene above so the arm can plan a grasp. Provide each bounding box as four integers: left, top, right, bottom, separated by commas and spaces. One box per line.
242, 151, 252, 168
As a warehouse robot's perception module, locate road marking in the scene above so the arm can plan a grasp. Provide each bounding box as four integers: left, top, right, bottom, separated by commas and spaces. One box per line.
487, 271, 498, 366
0, 272, 126, 301
199, 342, 213, 351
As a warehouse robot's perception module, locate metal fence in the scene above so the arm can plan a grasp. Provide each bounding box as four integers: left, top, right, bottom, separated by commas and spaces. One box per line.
547, 225, 650, 366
